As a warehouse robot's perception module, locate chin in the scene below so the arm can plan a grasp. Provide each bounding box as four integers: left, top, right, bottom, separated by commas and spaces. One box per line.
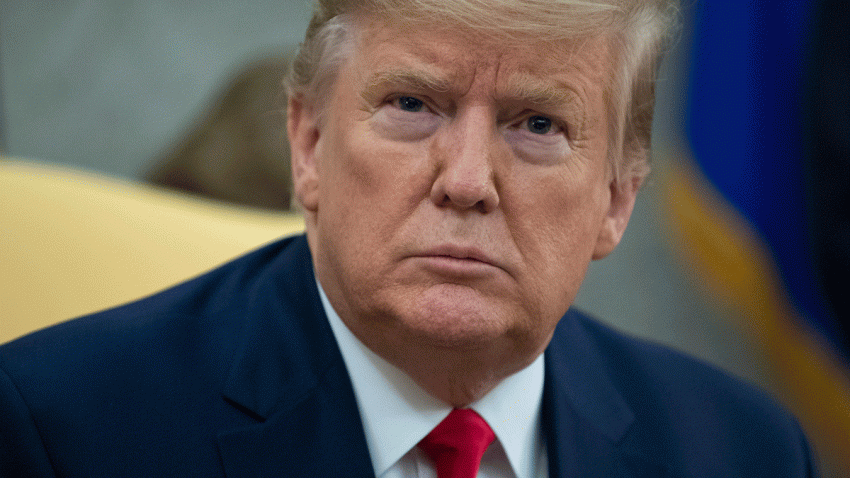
398, 284, 518, 349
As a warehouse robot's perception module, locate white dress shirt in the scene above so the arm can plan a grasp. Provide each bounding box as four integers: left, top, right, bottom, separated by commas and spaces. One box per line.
318, 283, 548, 478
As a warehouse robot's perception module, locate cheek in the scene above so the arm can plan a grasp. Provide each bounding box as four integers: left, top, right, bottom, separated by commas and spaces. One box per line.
506, 163, 608, 295
319, 120, 433, 234
320, 123, 376, 198
516, 160, 606, 236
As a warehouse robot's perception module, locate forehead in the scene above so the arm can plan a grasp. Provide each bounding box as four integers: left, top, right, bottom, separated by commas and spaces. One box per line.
348, 14, 611, 104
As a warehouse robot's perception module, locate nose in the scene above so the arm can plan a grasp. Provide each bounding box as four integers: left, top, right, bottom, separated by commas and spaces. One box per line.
429, 109, 500, 214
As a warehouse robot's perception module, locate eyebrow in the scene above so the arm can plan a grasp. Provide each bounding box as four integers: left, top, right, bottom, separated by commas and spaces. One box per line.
499, 73, 583, 110
363, 67, 454, 94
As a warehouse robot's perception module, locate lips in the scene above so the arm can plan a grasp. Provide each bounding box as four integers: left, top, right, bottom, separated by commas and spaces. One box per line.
412, 244, 503, 277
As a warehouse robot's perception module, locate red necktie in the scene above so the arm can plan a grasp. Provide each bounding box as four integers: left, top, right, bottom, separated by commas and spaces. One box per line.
418, 409, 496, 478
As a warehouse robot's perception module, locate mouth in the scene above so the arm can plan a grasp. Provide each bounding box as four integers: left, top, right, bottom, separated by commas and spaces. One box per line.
412, 245, 503, 278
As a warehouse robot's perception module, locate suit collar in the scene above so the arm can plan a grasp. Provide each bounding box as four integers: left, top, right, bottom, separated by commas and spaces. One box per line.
543, 310, 672, 477
216, 235, 374, 477
221, 235, 335, 419
544, 310, 635, 443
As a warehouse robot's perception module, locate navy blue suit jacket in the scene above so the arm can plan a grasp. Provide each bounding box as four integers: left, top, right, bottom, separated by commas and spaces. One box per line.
1, 235, 817, 476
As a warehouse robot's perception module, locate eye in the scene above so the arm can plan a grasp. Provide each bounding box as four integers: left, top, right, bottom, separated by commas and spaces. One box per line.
525, 115, 554, 135
395, 96, 425, 112
373, 94, 441, 141
504, 113, 571, 164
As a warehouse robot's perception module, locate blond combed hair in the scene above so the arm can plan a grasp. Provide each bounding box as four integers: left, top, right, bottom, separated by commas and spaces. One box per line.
285, 0, 679, 186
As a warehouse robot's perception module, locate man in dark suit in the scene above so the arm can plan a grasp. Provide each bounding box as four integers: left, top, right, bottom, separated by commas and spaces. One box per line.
1, 0, 817, 476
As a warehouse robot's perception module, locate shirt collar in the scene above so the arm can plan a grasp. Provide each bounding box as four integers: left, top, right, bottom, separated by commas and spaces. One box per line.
318, 281, 545, 478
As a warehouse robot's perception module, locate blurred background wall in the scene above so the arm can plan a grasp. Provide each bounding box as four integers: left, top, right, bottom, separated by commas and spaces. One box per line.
0, 0, 309, 177
2, 1, 848, 475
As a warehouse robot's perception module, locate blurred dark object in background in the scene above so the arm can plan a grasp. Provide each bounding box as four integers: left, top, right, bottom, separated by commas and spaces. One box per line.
806, 0, 850, 356
145, 55, 292, 211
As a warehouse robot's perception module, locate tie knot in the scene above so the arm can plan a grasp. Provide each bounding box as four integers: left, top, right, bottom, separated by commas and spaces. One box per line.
418, 409, 496, 478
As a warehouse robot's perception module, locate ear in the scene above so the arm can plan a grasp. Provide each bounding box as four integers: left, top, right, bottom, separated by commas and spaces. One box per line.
592, 176, 640, 260
287, 95, 321, 212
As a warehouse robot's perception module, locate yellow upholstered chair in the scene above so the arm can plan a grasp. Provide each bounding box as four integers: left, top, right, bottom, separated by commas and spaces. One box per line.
0, 158, 304, 344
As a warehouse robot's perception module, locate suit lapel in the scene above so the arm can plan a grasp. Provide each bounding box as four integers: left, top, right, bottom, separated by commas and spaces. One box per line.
543, 310, 671, 477
216, 362, 374, 478
216, 236, 374, 478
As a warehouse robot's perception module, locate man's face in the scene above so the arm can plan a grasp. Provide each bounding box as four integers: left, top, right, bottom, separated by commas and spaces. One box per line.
290, 15, 638, 391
